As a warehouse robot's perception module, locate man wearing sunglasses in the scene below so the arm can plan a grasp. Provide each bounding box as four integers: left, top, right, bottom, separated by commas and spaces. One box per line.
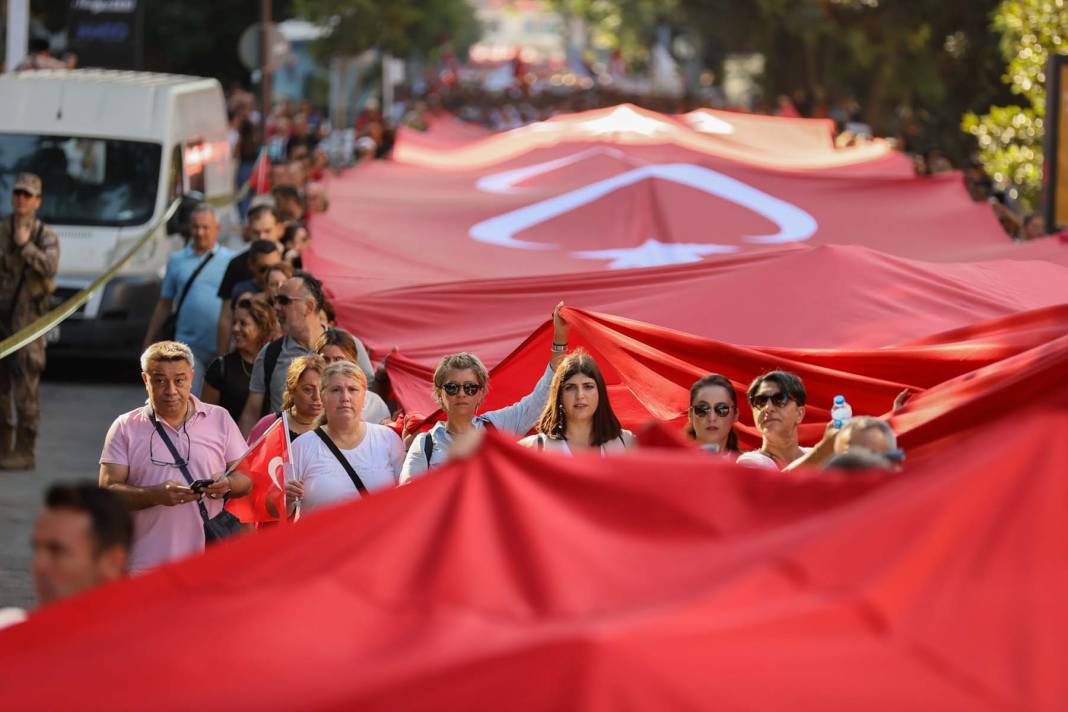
736, 370, 815, 470
238, 272, 327, 437
0, 173, 59, 470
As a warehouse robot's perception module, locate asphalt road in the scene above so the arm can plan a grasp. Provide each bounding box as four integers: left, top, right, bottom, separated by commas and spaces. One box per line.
0, 358, 144, 610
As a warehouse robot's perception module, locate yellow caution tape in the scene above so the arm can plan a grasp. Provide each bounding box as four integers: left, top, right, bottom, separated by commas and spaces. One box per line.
0, 151, 266, 360
0, 198, 181, 360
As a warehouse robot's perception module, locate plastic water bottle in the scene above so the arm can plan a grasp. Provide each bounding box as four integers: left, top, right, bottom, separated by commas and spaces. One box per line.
831, 395, 853, 428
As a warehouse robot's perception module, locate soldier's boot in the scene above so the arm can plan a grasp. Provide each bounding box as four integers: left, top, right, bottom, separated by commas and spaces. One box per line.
0, 425, 13, 455
0, 428, 35, 470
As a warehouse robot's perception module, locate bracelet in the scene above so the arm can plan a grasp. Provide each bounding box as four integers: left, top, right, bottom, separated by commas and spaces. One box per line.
551, 342, 568, 353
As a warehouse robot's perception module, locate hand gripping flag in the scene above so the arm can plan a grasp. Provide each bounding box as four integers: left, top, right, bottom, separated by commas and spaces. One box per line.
225, 414, 291, 524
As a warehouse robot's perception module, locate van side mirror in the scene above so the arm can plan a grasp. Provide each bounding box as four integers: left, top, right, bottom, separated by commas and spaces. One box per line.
166, 191, 205, 238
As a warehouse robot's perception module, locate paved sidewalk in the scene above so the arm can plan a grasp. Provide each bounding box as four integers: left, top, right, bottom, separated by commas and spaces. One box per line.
0, 380, 143, 609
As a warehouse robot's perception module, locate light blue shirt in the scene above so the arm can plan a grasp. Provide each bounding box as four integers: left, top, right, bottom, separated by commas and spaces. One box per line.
399, 365, 555, 482
160, 243, 234, 358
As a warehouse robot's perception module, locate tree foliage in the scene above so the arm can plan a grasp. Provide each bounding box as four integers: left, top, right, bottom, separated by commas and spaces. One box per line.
963, 0, 1068, 209
294, 0, 480, 61
553, 0, 1012, 159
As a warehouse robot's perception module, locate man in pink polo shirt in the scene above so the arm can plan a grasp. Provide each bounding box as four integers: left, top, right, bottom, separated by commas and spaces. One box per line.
99, 341, 252, 573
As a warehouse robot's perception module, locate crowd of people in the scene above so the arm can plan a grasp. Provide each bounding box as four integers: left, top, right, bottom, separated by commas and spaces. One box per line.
4, 86, 915, 616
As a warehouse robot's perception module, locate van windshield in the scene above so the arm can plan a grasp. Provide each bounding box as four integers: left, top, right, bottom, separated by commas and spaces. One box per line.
0, 133, 161, 227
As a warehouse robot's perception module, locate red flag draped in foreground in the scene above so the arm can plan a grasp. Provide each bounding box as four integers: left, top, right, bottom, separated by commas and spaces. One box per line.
1, 405, 1066, 710
225, 415, 289, 524
386, 304, 1068, 456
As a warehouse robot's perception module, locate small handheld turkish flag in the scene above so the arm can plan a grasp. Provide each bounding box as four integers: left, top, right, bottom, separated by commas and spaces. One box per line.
225, 414, 291, 524
248, 149, 271, 195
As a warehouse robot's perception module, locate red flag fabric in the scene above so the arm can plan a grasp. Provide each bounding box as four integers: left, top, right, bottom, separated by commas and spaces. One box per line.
248, 150, 271, 195
340, 243, 1068, 370
384, 305, 1068, 456
304, 104, 1018, 297
224, 415, 289, 524
2, 406, 1065, 710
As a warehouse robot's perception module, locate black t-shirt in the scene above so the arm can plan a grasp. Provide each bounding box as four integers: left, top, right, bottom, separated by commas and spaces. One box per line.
217, 249, 251, 301
204, 352, 254, 424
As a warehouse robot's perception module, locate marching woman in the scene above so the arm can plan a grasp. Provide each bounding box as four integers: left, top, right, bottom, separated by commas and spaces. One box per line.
685, 374, 741, 457
201, 294, 277, 424
246, 354, 325, 444
518, 349, 635, 454
286, 361, 404, 514
400, 302, 571, 481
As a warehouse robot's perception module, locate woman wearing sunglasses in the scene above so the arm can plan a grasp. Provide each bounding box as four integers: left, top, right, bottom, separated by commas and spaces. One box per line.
735, 370, 815, 470
202, 294, 278, 424
685, 374, 740, 456
519, 349, 634, 455
399, 302, 571, 481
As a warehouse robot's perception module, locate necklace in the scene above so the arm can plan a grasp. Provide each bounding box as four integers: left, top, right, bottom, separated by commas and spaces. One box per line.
288, 408, 316, 426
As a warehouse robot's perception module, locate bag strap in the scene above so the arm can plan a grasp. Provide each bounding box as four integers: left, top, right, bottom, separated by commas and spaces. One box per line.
422, 430, 435, 468
422, 417, 495, 468
148, 411, 213, 526
537, 433, 545, 451
172, 249, 215, 320
261, 337, 285, 416
314, 426, 368, 495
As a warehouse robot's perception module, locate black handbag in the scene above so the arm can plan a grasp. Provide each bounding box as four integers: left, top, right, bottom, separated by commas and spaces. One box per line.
159, 250, 215, 342
150, 412, 242, 544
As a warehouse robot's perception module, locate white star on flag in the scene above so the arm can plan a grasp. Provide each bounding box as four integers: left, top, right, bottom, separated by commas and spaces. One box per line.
572, 239, 737, 269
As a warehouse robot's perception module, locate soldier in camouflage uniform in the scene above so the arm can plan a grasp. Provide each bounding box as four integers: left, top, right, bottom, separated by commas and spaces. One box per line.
0, 174, 60, 470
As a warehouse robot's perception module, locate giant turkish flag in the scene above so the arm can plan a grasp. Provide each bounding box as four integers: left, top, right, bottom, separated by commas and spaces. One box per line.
305, 104, 1011, 297
308, 105, 1067, 373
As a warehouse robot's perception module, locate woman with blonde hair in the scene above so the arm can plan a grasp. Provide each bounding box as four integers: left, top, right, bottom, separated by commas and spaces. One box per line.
519, 349, 634, 455
286, 360, 404, 514
246, 354, 325, 444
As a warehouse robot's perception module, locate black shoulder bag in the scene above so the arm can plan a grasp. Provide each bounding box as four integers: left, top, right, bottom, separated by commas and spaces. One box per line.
422, 417, 496, 468
149, 412, 242, 543
159, 250, 215, 342
261, 337, 285, 416
314, 426, 368, 495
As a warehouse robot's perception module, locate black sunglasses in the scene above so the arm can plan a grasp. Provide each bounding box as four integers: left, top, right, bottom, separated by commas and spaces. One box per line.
692, 402, 732, 418
12, 189, 34, 198
750, 392, 792, 409
235, 297, 253, 310
441, 381, 482, 396
271, 294, 308, 307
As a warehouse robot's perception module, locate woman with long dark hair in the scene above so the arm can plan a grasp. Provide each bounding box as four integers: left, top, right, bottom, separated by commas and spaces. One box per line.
686, 374, 740, 456
519, 349, 634, 455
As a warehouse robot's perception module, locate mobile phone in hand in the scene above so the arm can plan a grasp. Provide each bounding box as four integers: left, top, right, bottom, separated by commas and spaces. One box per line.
189, 479, 215, 493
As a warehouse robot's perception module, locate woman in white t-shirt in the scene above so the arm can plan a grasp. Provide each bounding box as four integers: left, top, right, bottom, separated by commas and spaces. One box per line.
518, 349, 635, 455
286, 361, 403, 513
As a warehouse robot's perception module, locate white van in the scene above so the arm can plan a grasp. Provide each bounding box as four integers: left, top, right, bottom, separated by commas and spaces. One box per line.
0, 69, 234, 359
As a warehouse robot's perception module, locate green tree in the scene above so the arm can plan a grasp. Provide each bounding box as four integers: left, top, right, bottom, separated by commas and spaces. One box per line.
294, 0, 479, 61
963, 0, 1068, 209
